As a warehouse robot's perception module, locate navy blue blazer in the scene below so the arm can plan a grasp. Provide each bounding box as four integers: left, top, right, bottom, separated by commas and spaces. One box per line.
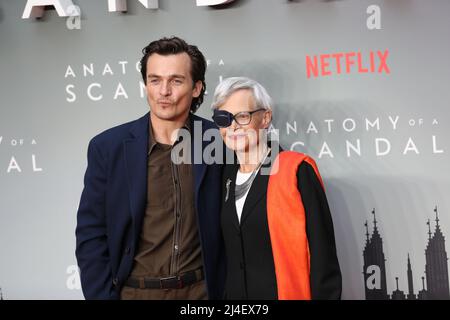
75, 113, 226, 300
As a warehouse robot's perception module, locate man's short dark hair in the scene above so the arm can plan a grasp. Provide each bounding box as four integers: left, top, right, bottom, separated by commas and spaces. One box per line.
140, 36, 207, 113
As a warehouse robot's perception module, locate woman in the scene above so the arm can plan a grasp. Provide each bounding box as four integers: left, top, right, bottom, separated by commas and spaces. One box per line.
211, 77, 342, 300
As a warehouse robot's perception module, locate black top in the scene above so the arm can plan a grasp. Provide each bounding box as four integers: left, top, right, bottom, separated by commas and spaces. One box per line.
220, 156, 342, 300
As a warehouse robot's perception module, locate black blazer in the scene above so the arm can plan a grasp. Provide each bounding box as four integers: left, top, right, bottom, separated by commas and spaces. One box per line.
220, 153, 342, 300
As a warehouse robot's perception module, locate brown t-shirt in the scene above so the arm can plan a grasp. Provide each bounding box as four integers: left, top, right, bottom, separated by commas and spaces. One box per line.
121, 116, 207, 300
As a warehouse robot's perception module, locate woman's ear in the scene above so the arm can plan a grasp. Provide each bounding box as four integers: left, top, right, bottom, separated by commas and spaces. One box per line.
262, 109, 272, 128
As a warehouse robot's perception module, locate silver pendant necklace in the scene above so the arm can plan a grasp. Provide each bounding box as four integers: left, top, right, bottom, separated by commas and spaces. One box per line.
234, 148, 271, 201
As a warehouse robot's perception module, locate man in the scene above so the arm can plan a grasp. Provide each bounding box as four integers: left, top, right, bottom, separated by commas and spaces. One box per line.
75, 37, 225, 300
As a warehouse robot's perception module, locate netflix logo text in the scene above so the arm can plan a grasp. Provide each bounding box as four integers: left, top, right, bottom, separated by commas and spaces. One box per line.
306, 50, 390, 79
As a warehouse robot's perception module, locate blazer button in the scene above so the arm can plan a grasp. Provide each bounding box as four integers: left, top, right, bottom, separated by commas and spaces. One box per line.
112, 277, 119, 286
125, 247, 131, 254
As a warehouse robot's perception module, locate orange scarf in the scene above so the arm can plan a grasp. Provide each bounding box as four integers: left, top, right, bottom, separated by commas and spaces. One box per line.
267, 151, 325, 300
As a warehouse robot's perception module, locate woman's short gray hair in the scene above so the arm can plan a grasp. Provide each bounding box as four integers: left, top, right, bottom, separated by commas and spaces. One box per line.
211, 77, 273, 111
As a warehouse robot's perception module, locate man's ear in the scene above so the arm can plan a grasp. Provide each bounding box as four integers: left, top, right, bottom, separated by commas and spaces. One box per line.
192, 81, 203, 98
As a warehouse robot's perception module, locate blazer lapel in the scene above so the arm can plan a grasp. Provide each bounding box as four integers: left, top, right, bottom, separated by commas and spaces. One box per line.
123, 113, 149, 236
223, 163, 240, 231
191, 115, 209, 208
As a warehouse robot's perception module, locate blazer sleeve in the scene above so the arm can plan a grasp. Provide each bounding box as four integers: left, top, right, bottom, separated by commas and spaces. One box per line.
297, 162, 342, 300
75, 138, 115, 300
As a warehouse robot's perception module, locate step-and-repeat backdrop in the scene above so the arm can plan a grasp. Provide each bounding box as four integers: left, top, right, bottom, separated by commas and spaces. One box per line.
1, 0, 449, 299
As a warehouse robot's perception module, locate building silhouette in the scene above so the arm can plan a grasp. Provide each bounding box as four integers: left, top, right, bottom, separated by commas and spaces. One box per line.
363, 206, 450, 300
363, 208, 389, 299
424, 206, 450, 299
391, 277, 406, 300
417, 276, 428, 300
406, 254, 417, 300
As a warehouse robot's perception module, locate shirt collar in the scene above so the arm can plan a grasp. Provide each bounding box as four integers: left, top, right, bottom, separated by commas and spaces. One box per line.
148, 113, 192, 155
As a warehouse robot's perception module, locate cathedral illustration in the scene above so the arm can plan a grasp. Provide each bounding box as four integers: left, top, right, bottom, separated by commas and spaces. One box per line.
363, 206, 450, 300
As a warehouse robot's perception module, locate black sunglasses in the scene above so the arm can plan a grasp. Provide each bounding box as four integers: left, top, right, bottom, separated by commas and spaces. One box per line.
212, 109, 266, 128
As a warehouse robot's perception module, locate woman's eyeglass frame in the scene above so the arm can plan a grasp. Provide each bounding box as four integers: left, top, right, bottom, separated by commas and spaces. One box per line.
212, 108, 266, 128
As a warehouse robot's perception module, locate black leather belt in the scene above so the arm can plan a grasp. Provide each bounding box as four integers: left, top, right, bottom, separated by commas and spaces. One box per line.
125, 268, 204, 289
